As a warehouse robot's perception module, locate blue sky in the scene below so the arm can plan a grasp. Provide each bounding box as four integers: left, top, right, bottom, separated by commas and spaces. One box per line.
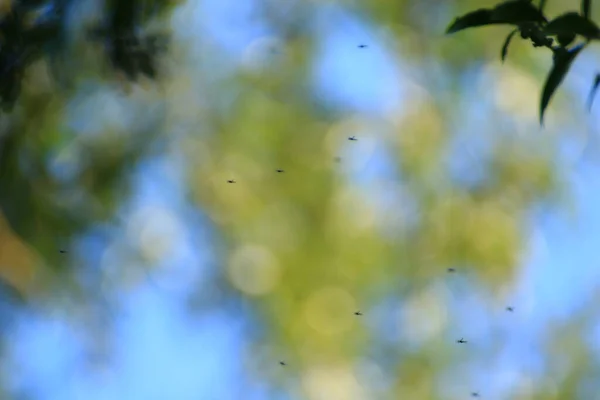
5, 2, 600, 399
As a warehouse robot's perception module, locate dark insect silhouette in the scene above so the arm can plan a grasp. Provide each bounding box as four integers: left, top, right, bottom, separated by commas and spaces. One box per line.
279, 361, 286, 366
227, 179, 236, 183
59, 250, 67, 254
358, 44, 368, 48
354, 311, 363, 316
447, 268, 455, 273
506, 306, 514, 312
348, 136, 357, 141
457, 338, 467, 344
276, 169, 284, 173
471, 393, 480, 398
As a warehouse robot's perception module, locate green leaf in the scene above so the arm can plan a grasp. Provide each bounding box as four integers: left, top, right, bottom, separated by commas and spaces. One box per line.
446, 9, 494, 34
501, 29, 519, 62
492, 0, 548, 24
540, 44, 586, 125
544, 12, 600, 39
582, 0, 591, 18
587, 73, 600, 111
539, 0, 548, 13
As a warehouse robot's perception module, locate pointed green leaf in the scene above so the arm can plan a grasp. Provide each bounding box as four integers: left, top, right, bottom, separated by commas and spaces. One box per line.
544, 12, 600, 39
582, 0, 591, 18
446, 9, 494, 34
501, 29, 519, 62
540, 44, 586, 125
587, 73, 600, 111
492, 0, 548, 24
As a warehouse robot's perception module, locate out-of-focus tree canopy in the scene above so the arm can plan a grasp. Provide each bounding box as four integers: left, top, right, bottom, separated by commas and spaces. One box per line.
0, 0, 599, 399
0, 0, 177, 296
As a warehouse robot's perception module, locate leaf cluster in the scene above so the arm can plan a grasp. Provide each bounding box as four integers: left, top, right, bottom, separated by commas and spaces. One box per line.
446, 0, 599, 124
0, 0, 169, 112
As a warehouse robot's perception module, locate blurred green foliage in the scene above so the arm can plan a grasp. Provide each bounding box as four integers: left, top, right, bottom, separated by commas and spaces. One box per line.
0, 0, 597, 399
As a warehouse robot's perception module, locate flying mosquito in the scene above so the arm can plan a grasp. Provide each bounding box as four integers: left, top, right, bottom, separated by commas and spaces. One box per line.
506, 306, 514, 312
358, 44, 368, 48
227, 179, 236, 183
471, 392, 480, 398
348, 136, 357, 141
276, 169, 284, 173
457, 338, 467, 344
279, 361, 286, 366
354, 311, 363, 316
59, 250, 67, 254
447, 268, 456, 273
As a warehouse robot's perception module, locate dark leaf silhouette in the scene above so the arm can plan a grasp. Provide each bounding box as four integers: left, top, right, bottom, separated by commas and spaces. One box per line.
501, 29, 519, 62
446, 9, 494, 34
557, 32, 576, 47
446, 1, 546, 34
540, 44, 586, 124
543, 12, 600, 39
586, 73, 600, 111
582, 0, 592, 18
492, 0, 547, 24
